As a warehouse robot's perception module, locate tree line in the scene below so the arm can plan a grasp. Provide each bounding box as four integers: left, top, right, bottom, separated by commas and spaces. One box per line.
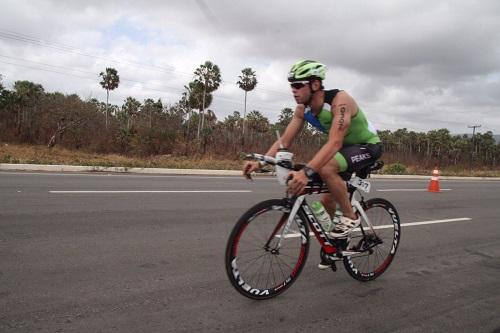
0, 63, 498, 170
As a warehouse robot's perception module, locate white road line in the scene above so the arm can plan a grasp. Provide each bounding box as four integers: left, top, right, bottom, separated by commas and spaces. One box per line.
0, 171, 248, 179
377, 189, 452, 192
49, 190, 253, 193
399, 217, 471, 226
280, 217, 472, 238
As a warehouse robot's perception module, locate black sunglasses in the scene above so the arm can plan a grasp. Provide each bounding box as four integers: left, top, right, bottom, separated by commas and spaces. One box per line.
290, 81, 309, 89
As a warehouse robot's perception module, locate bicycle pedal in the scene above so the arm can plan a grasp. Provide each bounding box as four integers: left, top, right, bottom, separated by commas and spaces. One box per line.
319, 250, 342, 272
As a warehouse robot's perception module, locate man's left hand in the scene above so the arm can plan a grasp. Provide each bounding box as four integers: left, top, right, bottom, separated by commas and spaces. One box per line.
287, 170, 309, 195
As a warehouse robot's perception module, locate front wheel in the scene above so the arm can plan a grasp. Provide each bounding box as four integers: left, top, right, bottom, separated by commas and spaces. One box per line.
225, 199, 310, 300
343, 198, 401, 281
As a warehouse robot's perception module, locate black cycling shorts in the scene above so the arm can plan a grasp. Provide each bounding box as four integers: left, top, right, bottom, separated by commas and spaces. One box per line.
334, 143, 382, 173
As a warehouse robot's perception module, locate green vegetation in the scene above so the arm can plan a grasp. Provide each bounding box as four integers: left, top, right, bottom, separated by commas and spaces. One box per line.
0, 67, 499, 176
384, 163, 407, 175
1, 143, 498, 177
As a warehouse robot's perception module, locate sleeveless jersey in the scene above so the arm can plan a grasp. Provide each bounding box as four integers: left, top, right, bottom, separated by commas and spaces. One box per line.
303, 89, 380, 145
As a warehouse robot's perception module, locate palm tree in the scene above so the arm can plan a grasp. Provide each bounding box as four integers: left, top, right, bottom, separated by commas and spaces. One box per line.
277, 107, 293, 128
237, 67, 257, 145
13, 80, 44, 132
193, 61, 221, 140
121, 97, 141, 130
177, 92, 192, 139
184, 80, 212, 139
142, 98, 163, 129
223, 111, 243, 130
204, 109, 217, 127
246, 110, 269, 133
0, 76, 9, 110
99, 67, 120, 129
185, 81, 206, 110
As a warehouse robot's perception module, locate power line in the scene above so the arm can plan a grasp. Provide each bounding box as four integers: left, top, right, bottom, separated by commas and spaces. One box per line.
0, 59, 186, 96
0, 29, 191, 77
0, 59, 289, 113
0, 57, 186, 94
0, 29, 193, 78
0, 53, 291, 104
0, 59, 97, 81
0, 29, 295, 112
5, 55, 471, 131
0, 29, 293, 99
4, 56, 477, 129
0, 54, 98, 76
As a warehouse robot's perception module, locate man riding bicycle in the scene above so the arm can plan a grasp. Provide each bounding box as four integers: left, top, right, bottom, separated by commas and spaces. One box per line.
243, 60, 382, 246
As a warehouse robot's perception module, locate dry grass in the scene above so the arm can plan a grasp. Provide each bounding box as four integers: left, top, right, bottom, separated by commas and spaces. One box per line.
0, 143, 241, 170
1, 142, 499, 176
401, 165, 500, 177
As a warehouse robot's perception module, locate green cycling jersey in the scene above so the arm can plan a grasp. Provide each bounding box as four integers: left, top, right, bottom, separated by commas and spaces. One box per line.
303, 89, 380, 145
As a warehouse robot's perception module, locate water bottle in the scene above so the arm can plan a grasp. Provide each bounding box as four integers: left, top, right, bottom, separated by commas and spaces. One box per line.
275, 148, 293, 185
311, 201, 332, 232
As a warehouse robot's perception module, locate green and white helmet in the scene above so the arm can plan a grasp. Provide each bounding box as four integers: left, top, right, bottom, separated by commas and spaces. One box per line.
288, 60, 326, 82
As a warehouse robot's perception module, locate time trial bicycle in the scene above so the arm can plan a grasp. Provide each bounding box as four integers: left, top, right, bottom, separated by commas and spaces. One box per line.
225, 152, 401, 300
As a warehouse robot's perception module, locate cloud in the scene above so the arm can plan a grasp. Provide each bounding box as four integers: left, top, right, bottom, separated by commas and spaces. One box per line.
0, 0, 499, 133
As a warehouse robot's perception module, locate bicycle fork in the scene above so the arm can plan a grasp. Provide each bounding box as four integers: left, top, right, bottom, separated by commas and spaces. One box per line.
273, 196, 305, 250
352, 199, 376, 235
350, 198, 384, 253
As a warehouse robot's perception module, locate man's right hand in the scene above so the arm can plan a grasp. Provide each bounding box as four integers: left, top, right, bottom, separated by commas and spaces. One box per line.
243, 161, 260, 179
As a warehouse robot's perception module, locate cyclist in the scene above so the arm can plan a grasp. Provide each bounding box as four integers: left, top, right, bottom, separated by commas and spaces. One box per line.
243, 60, 382, 249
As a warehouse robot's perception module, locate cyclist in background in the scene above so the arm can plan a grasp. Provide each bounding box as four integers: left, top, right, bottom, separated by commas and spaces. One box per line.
243, 60, 382, 244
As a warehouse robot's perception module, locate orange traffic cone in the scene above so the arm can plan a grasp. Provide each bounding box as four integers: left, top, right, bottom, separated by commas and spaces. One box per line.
428, 167, 441, 193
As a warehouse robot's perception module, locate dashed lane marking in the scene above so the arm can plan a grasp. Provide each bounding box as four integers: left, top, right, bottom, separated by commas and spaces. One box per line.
280, 217, 472, 238
49, 190, 253, 193
377, 189, 452, 192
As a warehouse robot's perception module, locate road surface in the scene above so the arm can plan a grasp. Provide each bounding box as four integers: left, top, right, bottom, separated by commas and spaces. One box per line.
1, 171, 499, 332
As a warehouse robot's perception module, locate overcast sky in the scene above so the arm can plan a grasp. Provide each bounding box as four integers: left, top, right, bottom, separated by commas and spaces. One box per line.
1, 0, 499, 134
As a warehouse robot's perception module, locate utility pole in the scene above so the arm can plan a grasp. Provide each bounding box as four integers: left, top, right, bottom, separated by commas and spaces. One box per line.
467, 124, 481, 172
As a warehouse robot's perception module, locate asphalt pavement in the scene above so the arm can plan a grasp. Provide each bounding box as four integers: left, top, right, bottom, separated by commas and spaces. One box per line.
1, 171, 499, 332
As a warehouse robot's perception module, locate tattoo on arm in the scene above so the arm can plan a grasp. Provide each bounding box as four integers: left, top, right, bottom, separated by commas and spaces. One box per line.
338, 104, 347, 130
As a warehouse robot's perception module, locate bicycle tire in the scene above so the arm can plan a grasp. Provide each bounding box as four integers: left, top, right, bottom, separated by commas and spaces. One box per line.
343, 198, 401, 281
225, 199, 310, 300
